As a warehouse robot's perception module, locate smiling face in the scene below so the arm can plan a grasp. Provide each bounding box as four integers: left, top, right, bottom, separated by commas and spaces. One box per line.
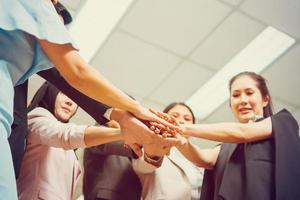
54, 92, 78, 122
230, 75, 269, 123
166, 104, 194, 125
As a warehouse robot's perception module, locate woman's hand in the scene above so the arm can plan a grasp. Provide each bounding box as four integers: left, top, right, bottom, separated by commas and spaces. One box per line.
113, 110, 181, 156
131, 106, 180, 133
144, 143, 171, 158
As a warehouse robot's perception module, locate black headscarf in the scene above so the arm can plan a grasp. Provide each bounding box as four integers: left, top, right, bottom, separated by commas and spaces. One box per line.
28, 81, 60, 117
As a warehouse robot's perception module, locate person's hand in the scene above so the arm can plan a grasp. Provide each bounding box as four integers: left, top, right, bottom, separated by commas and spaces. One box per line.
147, 108, 184, 136
114, 110, 181, 156
173, 132, 188, 147
144, 142, 171, 157
131, 105, 180, 133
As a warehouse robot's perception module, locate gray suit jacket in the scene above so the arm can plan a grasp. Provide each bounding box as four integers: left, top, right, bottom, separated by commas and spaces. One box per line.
83, 141, 141, 200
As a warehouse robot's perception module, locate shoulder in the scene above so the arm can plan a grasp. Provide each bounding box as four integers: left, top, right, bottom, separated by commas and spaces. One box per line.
28, 107, 56, 121
271, 109, 299, 129
0, 0, 76, 48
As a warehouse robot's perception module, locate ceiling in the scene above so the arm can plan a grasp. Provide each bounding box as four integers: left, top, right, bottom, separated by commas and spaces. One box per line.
29, 0, 300, 147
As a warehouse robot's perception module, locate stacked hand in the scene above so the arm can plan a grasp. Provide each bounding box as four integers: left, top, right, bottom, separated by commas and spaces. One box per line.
118, 106, 185, 157
139, 108, 188, 161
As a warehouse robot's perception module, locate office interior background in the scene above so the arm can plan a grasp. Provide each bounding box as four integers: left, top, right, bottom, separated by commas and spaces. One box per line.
29, 0, 300, 148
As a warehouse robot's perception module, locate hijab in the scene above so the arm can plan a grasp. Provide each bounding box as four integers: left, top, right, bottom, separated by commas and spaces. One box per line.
28, 81, 75, 123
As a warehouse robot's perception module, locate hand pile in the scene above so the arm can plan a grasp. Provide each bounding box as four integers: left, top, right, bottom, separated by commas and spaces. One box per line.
143, 108, 180, 137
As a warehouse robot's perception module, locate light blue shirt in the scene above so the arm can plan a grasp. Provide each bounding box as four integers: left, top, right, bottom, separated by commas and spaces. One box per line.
0, 0, 76, 85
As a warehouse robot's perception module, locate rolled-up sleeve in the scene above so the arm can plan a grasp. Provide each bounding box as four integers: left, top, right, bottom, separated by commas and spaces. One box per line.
28, 107, 87, 149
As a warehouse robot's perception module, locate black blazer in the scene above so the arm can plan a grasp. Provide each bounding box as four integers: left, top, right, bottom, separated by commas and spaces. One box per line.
9, 67, 110, 178
83, 141, 141, 200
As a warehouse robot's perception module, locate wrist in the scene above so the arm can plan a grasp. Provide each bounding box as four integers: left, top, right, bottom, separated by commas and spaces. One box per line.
144, 152, 161, 160
110, 108, 130, 123
128, 101, 142, 116
116, 129, 125, 140
144, 152, 163, 167
176, 139, 189, 150
180, 124, 190, 136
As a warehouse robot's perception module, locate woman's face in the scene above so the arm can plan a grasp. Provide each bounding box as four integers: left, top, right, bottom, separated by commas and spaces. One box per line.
230, 76, 269, 123
166, 104, 194, 125
54, 92, 78, 122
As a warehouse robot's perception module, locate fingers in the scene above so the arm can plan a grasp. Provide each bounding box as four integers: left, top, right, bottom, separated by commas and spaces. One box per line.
149, 109, 179, 130
149, 108, 178, 125
148, 108, 180, 132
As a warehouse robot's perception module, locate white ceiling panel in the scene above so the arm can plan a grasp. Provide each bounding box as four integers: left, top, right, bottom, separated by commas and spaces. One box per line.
149, 61, 214, 105
191, 11, 264, 70
262, 44, 300, 107
241, 0, 300, 39
90, 31, 181, 97
120, 0, 231, 56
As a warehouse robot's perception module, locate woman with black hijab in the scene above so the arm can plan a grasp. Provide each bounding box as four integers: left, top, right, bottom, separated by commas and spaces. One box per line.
17, 82, 126, 200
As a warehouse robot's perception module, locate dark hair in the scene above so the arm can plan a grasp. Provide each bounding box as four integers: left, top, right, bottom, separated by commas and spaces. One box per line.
163, 102, 196, 124
229, 71, 274, 117
55, 2, 72, 25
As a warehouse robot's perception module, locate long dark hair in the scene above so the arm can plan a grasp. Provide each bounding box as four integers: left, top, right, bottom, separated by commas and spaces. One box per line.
163, 102, 196, 124
229, 71, 274, 117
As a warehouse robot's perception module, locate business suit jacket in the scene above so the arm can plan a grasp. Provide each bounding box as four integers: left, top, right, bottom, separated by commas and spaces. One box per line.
17, 107, 87, 200
83, 141, 141, 200
10, 67, 110, 178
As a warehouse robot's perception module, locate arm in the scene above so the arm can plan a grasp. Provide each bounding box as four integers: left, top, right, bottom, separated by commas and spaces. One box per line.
110, 108, 181, 156
132, 153, 163, 174
88, 141, 138, 158
38, 41, 180, 130
38, 68, 109, 125
182, 118, 272, 143
132, 139, 171, 174
177, 141, 220, 169
28, 108, 123, 150
38, 41, 140, 114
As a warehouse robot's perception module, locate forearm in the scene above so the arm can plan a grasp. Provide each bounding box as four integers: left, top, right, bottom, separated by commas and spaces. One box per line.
132, 154, 161, 174
84, 126, 124, 147
110, 108, 126, 122
68, 65, 139, 113
182, 119, 272, 143
177, 142, 217, 169
39, 41, 140, 114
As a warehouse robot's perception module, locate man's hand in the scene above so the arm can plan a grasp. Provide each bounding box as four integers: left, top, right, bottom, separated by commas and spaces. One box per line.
111, 109, 181, 156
